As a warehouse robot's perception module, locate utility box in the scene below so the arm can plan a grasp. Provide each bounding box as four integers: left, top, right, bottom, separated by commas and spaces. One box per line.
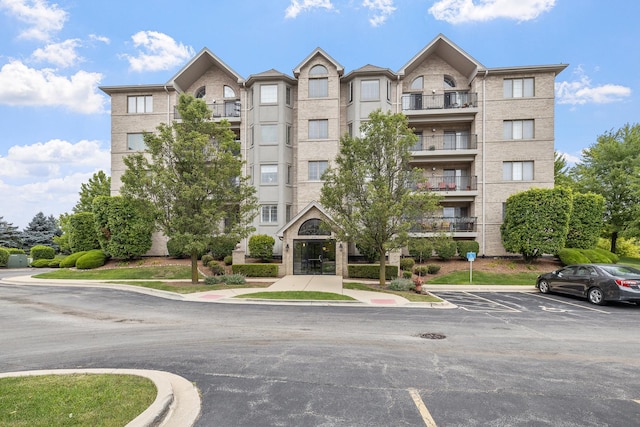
7, 254, 29, 268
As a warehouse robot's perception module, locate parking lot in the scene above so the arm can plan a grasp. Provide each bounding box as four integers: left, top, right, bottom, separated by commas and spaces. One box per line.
430, 290, 640, 315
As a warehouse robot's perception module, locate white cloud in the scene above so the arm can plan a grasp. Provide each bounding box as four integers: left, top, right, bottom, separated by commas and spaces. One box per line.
31, 38, 81, 68
429, 0, 556, 24
0, 60, 105, 113
124, 31, 195, 72
363, 0, 396, 27
285, 0, 335, 19
555, 67, 631, 105
557, 151, 581, 166
0, 0, 68, 41
89, 34, 110, 44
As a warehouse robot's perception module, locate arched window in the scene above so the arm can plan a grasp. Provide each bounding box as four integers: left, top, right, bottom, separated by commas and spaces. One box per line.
224, 85, 236, 98
444, 76, 456, 88
309, 64, 328, 76
195, 86, 206, 98
298, 219, 331, 236
410, 76, 423, 91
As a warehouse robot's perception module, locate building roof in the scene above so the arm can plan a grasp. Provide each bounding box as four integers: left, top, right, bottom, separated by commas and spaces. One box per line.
167, 47, 244, 92
293, 47, 344, 77
246, 69, 297, 86
342, 64, 397, 81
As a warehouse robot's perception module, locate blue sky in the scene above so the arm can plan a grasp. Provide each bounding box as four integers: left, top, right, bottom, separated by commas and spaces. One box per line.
0, 0, 637, 229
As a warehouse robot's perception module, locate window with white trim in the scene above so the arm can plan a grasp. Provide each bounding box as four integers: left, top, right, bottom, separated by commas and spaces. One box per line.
309, 78, 328, 98
260, 85, 277, 103
285, 86, 291, 105
127, 133, 145, 150
128, 95, 153, 113
504, 120, 534, 140
261, 124, 277, 144
286, 124, 292, 145
504, 78, 534, 98
260, 165, 278, 184
361, 80, 379, 101
309, 119, 328, 139
308, 160, 328, 180
224, 85, 235, 98
261, 205, 278, 223
503, 161, 534, 181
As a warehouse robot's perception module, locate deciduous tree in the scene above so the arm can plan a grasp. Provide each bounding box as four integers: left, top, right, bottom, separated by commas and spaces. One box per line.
73, 171, 111, 213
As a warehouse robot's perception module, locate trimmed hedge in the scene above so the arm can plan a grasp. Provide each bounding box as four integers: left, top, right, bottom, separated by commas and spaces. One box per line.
224, 255, 233, 266
60, 251, 88, 268
210, 236, 238, 260
231, 263, 278, 277
30, 258, 52, 268
457, 241, 479, 259
30, 245, 56, 260
208, 261, 225, 276
592, 248, 618, 264
76, 249, 107, 269
581, 249, 611, 264
7, 248, 25, 254
0, 248, 9, 267
434, 239, 457, 260
399, 257, 415, 271
557, 248, 590, 266
47, 258, 62, 268
348, 264, 398, 280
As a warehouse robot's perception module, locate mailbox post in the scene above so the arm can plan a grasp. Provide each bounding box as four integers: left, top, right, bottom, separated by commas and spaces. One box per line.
466, 252, 476, 283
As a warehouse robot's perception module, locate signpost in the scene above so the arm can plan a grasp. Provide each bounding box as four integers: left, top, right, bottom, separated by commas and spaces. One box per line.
466, 251, 476, 283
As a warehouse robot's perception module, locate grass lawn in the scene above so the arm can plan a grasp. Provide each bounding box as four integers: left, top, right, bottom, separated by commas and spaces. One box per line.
343, 282, 442, 302
235, 291, 356, 300
0, 374, 156, 427
426, 270, 540, 285
107, 281, 270, 294
34, 265, 195, 280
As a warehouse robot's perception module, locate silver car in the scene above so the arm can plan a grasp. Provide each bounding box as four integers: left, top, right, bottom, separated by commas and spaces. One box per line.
536, 264, 640, 305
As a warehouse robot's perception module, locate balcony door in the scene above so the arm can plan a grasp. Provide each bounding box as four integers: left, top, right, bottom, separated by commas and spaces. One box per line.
444, 131, 469, 150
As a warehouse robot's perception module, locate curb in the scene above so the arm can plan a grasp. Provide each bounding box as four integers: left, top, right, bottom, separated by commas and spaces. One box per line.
0, 369, 200, 427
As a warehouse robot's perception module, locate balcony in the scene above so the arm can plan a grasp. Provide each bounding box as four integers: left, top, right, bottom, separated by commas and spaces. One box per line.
411, 134, 477, 151
402, 92, 478, 111
410, 216, 477, 233
174, 100, 241, 120
413, 176, 477, 192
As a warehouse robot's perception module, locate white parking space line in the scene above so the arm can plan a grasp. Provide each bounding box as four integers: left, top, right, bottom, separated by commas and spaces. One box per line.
529, 293, 610, 314
461, 292, 521, 312
634, 399, 640, 405
408, 388, 438, 427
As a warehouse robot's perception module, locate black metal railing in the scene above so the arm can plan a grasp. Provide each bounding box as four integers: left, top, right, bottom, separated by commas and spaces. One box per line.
412, 176, 477, 192
411, 134, 477, 151
174, 100, 241, 119
410, 216, 477, 233
402, 92, 478, 111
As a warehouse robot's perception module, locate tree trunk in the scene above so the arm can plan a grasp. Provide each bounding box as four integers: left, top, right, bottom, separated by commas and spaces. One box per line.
191, 251, 199, 284
610, 231, 618, 254
379, 251, 386, 287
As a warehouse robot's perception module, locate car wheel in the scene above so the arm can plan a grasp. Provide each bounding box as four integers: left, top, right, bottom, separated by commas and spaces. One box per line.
538, 279, 550, 294
587, 287, 606, 306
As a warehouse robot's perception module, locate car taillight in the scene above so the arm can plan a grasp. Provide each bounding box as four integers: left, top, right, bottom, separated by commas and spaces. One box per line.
615, 279, 637, 287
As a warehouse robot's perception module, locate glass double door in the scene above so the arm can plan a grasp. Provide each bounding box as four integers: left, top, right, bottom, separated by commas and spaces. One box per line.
293, 240, 336, 275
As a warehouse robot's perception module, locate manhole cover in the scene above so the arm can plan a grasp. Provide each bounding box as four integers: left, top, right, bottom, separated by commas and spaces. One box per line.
419, 332, 446, 339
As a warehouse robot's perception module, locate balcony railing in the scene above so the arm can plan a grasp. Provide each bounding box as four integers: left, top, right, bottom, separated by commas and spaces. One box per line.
410, 216, 477, 233
411, 134, 477, 151
412, 175, 477, 192
174, 100, 241, 120
402, 92, 478, 111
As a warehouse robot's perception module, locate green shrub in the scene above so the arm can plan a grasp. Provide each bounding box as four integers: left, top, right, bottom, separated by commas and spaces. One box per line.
434, 238, 457, 260
209, 236, 238, 260
580, 249, 611, 263
222, 274, 246, 285
248, 234, 275, 261
427, 264, 441, 274
30, 245, 56, 260
598, 236, 640, 258
355, 242, 380, 263
76, 249, 107, 269
402, 270, 412, 279
59, 251, 88, 268
0, 248, 9, 267
347, 264, 398, 280
414, 266, 428, 276
166, 238, 188, 258
400, 257, 415, 271
47, 257, 62, 268
557, 248, 590, 266
591, 248, 618, 264
232, 263, 278, 277
223, 255, 233, 266
30, 258, 52, 268
388, 278, 415, 291
7, 248, 25, 254
201, 254, 214, 266
204, 275, 223, 285
408, 238, 432, 263
208, 261, 225, 276
68, 212, 100, 252
457, 241, 479, 259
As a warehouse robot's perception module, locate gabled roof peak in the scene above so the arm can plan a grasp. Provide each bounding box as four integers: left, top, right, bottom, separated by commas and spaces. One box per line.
167, 47, 244, 92
293, 47, 344, 77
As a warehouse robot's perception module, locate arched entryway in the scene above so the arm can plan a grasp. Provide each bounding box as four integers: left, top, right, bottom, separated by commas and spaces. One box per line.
292, 219, 335, 275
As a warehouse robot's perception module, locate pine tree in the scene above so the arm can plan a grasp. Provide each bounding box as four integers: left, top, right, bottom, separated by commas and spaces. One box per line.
21, 212, 62, 251
0, 216, 23, 248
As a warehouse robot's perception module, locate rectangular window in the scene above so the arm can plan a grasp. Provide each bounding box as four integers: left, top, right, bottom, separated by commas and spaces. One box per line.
503, 161, 534, 181
249, 88, 254, 108
285, 86, 291, 105
387, 80, 392, 101
287, 164, 292, 184
503, 120, 534, 140
503, 78, 534, 98
260, 164, 278, 184
260, 85, 277, 103
309, 119, 328, 139
308, 161, 328, 180
286, 124, 292, 145
361, 80, 380, 101
309, 78, 328, 98
261, 205, 278, 223
286, 205, 292, 222
127, 133, 145, 150
348, 81, 353, 103
261, 124, 278, 144
127, 95, 152, 113
347, 123, 353, 138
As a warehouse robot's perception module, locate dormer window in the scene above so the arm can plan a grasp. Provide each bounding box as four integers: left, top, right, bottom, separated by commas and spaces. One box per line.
195, 86, 206, 99
444, 76, 456, 88
410, 76, 423, 91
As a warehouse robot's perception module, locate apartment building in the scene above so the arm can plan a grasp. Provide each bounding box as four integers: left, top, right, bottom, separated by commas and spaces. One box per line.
101, 34, 567, 276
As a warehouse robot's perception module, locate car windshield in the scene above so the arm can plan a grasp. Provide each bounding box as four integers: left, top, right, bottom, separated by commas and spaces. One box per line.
600, 265, 640, 278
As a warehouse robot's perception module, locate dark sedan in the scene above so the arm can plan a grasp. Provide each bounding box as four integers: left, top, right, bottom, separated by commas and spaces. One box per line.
536, 264, 640, 305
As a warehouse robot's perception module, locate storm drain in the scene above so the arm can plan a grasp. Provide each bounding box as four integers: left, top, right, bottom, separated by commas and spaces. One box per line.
419, 332, 446, 340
